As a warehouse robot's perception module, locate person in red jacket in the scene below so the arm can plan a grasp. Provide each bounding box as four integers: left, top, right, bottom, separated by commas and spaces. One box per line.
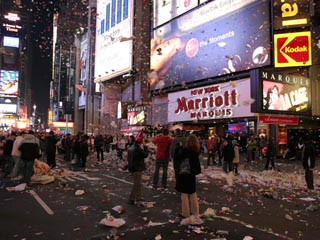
152, 128, 172, 189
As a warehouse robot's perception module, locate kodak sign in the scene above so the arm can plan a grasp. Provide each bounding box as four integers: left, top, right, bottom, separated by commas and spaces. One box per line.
274, 31, 312, 67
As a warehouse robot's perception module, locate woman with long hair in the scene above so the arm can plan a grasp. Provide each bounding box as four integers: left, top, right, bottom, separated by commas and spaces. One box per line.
174, 134, 203, 225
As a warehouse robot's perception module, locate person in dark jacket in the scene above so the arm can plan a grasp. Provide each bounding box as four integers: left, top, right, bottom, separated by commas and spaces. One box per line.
264, 139, 276, 170
222, 138, 235, 173
2, 133, 16, 176
94, 134, 104, 161
170, 129, 186, 178
302, 136, 316, 190
45, 131, 58, 168
64, 133, 72, 162
79, 135, 89, 168
127, 137, 148, 205
174, 134, 202, 224
19, 133, 40, 184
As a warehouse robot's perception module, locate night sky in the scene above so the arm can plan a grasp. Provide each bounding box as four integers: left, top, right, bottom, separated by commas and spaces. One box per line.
30, 0, 59, 119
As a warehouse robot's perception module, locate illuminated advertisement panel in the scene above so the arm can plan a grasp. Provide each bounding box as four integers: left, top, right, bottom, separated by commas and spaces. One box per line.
273, 0, 310, 29
0, 104, 17, 114
127, 105, 147, 126
260, 70, 311, 115
0, 70, 18, 95
3, 36, 19, 48
168, 79, 254, 122
95, 0, 133, 82
153, 0, 198, 27
79, 35, 87, 109
150, 0, 270, 90
274, 31, 312, 67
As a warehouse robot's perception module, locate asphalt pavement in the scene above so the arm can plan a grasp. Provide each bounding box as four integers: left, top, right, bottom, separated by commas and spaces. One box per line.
0, 152, 319, 240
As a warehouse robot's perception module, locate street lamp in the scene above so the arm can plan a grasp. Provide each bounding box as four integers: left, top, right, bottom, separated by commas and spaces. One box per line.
33, 104, 37, 130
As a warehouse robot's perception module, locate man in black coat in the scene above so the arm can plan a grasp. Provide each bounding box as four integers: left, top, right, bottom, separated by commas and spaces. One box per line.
302, 136, 316, 190
45, 131, 58, 168
127, 138, 148, 204
222, 138, 235, 173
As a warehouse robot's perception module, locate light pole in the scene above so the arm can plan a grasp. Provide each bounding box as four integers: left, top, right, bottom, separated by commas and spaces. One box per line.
33, 104, 36, 131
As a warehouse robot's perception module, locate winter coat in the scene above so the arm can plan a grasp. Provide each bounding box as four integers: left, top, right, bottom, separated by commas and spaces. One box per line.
174, 148, 201, 194
80, 141, 89, 158
233, 145, 240, 163
127, 143, 148, 172
169, 135, 186, 160
152, 135, 172, 161
223, 142, 235, 162
45, 135, 58, 153
19, 134, 40, 161
303, 142, 316, 169
266, 141, 276, 158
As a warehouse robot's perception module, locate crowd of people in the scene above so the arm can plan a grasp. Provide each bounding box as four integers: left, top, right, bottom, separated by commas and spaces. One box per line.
0, 128, 317, 224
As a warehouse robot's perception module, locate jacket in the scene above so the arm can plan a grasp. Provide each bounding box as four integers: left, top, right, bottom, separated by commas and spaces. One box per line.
169, 135, 186, 160
152, 135, 172, 161
11, 136, 24, 157
175, 148, 201, 176
19, 134, 40, 161
266, 141, 276, 158
223, 142, 235, 162
127, 143, 148, 172
233, 144, 240, 163
45, 135, 58, 153
303, 142, 316, 169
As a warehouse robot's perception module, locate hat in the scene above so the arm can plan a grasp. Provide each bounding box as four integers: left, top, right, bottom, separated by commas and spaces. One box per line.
135, 130, 144, 143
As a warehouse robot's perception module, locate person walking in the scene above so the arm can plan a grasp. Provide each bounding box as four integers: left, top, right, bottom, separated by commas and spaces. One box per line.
45, 131, 58, 168
79, 135, 89, 169
152, 128, 172, 189
127, 136, 148, 205
19, 132, 40, 185
302, 136, 316, 190
264, 139, 276, 170
174, 134, 202, 225
64, 133, 72, 162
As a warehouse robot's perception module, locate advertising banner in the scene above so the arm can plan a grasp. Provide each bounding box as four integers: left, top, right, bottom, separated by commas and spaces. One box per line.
273, 0, 310, 30
3, 36, 19, 48
0, 103, 17, 114
258, 115, 299, 125
260, 70, 311, 115
127, 105, 147, 126
274, 31, 312, 67
79, 35, 87, 109
153, 0, 198, 28
168, 79, 254, 122
95, 0, 133, 82
150, 0, 270, 90
0, 70, 18, 95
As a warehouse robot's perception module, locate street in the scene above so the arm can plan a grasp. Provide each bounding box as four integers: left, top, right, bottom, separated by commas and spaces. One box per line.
0, 152, 319, 240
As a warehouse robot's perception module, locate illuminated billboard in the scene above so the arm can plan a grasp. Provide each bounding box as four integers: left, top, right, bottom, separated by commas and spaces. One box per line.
79, 35, 87, 109
127, 105, 147, 126
153, 0, 198, 28
0, 104, 17, 114
274, 31, 312, 68
95, 0, 133, 82
0, 70, 18, 95
150, 0, 270, 90
3, 36, 19, 48
260, 70, 311, 115
168, 79, 254, 122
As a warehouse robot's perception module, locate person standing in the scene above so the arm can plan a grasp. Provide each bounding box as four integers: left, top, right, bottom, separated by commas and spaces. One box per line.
94, 134, 104, 161
39, 133, 47, 162
152, 128, 172, 189
10, 131, 26, 179
19, 132, 40, 185
170, 129, 186, 178
264, 139, 276, 170
127, 137, 148, 204
174, 134, 202, 225
206, 136, 217, 166
302, 136, 316, 190
232, 140, 240, 175
45, 131, 58, 168
222, 137, 235, 173
79, 135, 89, 169
2, 133, 16, 176
247, 136, 257, 162
64, 133, 72, 162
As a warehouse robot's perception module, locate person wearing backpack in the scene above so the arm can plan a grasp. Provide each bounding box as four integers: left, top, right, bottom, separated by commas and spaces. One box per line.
174, 134, 202, 225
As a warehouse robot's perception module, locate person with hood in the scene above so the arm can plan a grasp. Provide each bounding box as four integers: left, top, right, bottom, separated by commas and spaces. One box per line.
19, 130, 40, 184
127, 134, 148, 205
45, 131, 58, 168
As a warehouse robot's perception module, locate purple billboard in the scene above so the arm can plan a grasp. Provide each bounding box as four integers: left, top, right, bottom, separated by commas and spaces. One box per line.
150, 0, 271, 90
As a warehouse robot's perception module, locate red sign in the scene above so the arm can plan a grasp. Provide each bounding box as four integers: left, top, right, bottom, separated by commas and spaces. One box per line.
259, 115, 299, 125
274, 31, 312, 67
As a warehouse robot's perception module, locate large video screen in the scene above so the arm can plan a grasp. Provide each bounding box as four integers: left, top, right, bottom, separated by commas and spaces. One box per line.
95, 0, 133, 82
3, 36, 19, 48
0, 70, 19, 95
150, 0, 270, 90
0, 104, 17, 114
79, 35, 87, 109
